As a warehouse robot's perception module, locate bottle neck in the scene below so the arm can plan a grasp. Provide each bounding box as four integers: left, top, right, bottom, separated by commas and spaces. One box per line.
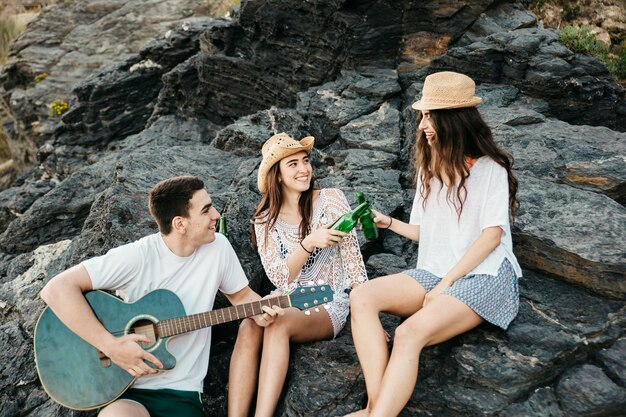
352, 201, 370, 219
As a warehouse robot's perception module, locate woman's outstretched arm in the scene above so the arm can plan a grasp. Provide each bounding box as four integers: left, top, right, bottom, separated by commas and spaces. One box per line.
372, 209, 420, 242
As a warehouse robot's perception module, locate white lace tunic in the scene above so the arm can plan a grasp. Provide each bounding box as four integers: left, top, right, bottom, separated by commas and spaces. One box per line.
254, 188, 368, 336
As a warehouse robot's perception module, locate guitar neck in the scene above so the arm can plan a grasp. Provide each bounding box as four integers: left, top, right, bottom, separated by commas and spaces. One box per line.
157, 295, 291, 338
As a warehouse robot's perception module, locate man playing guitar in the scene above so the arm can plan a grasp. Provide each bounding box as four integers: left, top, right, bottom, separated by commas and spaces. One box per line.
40, 176, 284, 417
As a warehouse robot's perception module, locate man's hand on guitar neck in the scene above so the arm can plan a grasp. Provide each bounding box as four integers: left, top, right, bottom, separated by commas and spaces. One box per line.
226, 286, 284, 328
251, 301, 283, 327
102, 334, 164, 378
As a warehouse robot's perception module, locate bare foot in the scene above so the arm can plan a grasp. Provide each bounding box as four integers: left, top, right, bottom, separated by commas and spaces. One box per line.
341, 410, 369, 417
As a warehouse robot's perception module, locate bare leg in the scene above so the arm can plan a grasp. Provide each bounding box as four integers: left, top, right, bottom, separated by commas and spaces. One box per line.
254, 307, 334, 417
99, 399, 150, 417
228, 318, 264, 417
369, 295, 484, 417
349, 274, 427, 413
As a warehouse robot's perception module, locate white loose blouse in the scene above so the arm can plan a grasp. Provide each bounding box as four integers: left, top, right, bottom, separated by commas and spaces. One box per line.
409, 156, 522, 278
254, 188, 368, 334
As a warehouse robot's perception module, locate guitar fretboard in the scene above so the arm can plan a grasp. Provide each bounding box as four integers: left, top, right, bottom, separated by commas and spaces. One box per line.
157, 295, 291, 338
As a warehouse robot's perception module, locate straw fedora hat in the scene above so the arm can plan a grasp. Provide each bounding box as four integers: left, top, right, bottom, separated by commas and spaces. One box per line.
257, 132, 315, 193
411, 71, 482, 111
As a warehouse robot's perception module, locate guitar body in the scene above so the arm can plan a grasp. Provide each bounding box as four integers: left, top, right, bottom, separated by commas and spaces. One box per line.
34, 289, 185, 410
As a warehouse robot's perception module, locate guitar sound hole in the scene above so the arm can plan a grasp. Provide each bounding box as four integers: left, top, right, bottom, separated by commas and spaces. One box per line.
130, 319, 158, 349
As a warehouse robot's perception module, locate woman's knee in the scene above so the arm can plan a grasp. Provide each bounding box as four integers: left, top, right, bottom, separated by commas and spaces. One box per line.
236, 318, 264, 346
349, 281, 376, 313
393, 320, 428, 352
349, 278, 390, 315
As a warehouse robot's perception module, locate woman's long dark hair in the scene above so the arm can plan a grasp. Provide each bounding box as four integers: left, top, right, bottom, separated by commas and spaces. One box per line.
251, 162, 317, 248
415, 107, 519, 219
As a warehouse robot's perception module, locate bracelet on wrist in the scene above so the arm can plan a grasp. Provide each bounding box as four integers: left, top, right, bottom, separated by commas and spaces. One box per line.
300, 240, 313, 254
385, 216, 393, 229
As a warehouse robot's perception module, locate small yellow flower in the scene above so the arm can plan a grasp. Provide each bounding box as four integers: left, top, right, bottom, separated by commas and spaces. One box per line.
49, 99, 69, 117
34, 73, 49, 83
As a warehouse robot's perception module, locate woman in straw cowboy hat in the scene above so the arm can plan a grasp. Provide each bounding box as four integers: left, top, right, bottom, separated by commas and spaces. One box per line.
345, 71, 522, 417
228, 132, 368, 417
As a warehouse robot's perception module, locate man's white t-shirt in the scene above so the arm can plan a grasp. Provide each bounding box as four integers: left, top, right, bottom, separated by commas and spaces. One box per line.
409, 156, 522, 278
82, 232, 248, 392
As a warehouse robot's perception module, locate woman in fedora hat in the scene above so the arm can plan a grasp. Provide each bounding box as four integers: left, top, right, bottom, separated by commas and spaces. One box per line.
345, 72, 522, 417
228, 132, 368, 417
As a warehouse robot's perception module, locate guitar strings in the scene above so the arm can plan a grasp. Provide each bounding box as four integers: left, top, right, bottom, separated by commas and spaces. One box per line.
102, 294, 320, 337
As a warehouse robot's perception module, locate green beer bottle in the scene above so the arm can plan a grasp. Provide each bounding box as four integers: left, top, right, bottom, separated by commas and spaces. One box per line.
219, 215, 229, 239
329, 201, 370, 234
357, 192, 379, 241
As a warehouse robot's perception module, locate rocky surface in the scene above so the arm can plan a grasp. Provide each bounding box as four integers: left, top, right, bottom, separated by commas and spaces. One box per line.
426, 13, 626, 131
0, 1, 624, 417
0, 0, 228, 180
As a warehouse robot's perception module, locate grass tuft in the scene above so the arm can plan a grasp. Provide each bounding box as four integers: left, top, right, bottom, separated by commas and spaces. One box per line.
560, 25, 626, 83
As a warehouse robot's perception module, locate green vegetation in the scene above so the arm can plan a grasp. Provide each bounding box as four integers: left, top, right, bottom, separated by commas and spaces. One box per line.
0, 8, 18, 65
0, 113, 11, 162
0, 4, 43, 65
560, 25, 626, 82
560, 25, 606, 55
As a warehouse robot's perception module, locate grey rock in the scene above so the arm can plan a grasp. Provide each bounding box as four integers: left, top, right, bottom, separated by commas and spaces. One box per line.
2, 252, 33, 285
213, 108, 310, 157
458, 3, 538, 47
366, 253, 408, 277
0, 174, 55, 234
0, 241, 71, 332
0, 321, 38, 415
0, 155, 118, 254
0, 252, 16, 283
514, 176, 626, 298
497, 387, 564, 417
297, 71, 401, 147
556, 364, 626, 417
487, 110, 626, 203
330, 149, 398, 172
339, 102, 402, 154
114, 114, 221, 151
596, 338, 626, 387
58, 143, 244, 263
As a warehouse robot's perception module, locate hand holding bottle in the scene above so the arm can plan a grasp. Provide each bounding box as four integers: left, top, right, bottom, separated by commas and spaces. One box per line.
301, 224, 348, 250
371, 209, 392, 229
357, 192, 378, 241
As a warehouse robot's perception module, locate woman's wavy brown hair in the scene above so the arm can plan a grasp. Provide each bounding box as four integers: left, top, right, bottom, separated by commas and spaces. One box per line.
415, 107, 519, 219
251, 162, 317, 248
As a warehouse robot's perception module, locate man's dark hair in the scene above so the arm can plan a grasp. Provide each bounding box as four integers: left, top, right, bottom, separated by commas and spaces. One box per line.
148, 176, 205, 234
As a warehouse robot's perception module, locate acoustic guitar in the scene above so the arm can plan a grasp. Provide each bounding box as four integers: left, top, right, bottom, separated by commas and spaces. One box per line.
34, 285, 333, 410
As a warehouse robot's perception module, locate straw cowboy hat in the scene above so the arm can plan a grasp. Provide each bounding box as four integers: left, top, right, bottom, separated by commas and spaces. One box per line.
411, 71, 482, 111
257, 132, 315, 193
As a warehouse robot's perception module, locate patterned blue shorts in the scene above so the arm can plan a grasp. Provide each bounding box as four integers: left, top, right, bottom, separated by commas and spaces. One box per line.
402, 259, 519, 329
